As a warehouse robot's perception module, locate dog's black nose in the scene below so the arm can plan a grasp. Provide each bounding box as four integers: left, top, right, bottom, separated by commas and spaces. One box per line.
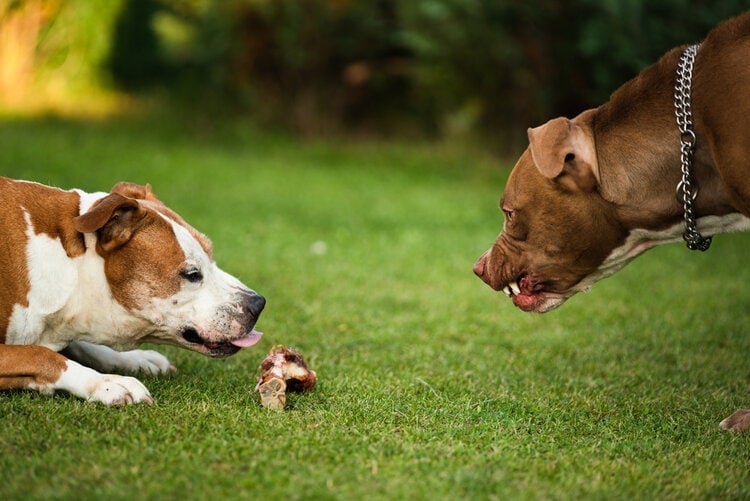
244, 292, 266, 319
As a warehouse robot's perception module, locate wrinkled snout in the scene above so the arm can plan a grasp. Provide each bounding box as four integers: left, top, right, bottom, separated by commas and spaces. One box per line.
473, 250, 493, 287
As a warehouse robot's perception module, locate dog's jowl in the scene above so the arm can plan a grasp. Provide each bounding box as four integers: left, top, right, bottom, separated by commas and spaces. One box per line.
0, 178, 264, 404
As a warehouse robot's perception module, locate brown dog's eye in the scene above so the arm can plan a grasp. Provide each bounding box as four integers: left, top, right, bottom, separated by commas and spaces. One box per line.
503, 209, 514, 222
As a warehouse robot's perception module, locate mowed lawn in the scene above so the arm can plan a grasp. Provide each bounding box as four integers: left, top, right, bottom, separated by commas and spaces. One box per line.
1, 116, 749, 499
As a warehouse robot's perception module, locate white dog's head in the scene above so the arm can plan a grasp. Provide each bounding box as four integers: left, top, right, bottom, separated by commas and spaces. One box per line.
73, 182, 264, 358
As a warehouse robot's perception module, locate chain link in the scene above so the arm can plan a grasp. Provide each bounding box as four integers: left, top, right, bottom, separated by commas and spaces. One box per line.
674, 43, 711, 251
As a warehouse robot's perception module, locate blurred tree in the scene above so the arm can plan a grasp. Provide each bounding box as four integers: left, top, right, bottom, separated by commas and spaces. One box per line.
399, 0, 748, 150
107, 0, 166, 89
578, 0, 748, 103
0, 0, 124, 113
226, 0, 415, 134
399, 0, 586, 149
0, 0, 57, 106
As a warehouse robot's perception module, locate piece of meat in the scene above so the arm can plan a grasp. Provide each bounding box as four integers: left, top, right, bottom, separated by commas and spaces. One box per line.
255, 345, 317, 410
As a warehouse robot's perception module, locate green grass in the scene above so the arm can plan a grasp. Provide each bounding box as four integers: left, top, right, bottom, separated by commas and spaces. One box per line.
1, 115, 749, 499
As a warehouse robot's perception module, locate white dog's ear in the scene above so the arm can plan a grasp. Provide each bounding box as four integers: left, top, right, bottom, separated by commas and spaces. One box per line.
527, 117, 599, 192
73, 193, 146, 253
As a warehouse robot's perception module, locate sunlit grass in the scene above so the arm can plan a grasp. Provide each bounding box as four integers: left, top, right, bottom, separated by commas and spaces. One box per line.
1, 116, 749, 499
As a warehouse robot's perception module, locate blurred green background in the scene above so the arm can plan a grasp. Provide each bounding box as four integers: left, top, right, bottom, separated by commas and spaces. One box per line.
2, 0, 746, 152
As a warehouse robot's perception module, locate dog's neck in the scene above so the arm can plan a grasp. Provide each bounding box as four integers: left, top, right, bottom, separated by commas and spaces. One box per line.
590, 47, 736, 231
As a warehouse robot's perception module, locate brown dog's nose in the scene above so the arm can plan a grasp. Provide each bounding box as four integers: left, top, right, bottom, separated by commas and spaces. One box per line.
473, 253, 487, 278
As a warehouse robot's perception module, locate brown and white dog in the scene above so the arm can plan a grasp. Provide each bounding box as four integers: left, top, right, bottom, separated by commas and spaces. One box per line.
473, 13, 750, 430
0, 178, 265, 405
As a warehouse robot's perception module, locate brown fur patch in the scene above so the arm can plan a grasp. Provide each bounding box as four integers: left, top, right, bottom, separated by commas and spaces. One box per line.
142, 199, 214, 258
111, 182, 214, 259
103, 209, 186, 310
0, 344, 67, 389
0, 177, 84, 341
91, 182, 217, 310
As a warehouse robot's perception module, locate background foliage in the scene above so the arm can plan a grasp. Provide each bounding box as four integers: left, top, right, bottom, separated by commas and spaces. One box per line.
0, 0, 121, 113
2, 0, 748, 149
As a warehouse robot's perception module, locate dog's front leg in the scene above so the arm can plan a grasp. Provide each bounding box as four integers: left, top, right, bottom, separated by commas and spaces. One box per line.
0, 344, 153, 405
62, 341, 175, 376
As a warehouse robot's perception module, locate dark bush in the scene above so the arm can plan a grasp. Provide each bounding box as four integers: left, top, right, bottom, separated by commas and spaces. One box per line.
107, 0, 748, 150
107, 0, 168, 89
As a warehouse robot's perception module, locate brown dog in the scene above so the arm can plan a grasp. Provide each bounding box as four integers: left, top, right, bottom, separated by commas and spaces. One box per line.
473, 13, 750, 431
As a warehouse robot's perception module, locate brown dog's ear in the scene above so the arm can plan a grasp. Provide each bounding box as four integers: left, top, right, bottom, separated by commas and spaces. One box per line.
527, 117, 599, 192
72, 193, 146, 254
110, 181, 158, 201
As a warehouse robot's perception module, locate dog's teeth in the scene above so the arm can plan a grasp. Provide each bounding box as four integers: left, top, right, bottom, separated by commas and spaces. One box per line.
502, 286, 512, 297
509, 281, 521, 295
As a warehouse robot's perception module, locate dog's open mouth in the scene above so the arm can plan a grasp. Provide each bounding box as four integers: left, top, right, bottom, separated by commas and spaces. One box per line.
181, 327, 263, 358
502, 274, 537, 311
501, 274, 562, 312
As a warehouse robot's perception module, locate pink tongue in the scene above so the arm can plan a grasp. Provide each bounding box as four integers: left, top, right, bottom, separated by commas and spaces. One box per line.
230, 329, 263, 348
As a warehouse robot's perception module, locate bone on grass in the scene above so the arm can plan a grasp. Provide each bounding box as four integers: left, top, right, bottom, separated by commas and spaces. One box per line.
255, 345, 316, 410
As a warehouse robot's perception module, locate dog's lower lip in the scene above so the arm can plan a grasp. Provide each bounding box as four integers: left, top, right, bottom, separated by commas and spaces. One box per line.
502, 274, 548, 310
180, 327, 244, 357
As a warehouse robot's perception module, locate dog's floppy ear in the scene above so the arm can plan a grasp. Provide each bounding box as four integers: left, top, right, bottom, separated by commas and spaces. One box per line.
527, 117, 599, 192
110, 181, 159, 201
73, 193, 147, 254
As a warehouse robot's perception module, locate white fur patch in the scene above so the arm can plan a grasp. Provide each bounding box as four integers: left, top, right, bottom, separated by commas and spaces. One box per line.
75, 189, 109, 215
6, 211, 78, 347
56, 245, 153, 350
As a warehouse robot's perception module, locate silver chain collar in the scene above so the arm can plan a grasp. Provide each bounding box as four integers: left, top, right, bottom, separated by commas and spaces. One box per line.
674, 43, 711, 251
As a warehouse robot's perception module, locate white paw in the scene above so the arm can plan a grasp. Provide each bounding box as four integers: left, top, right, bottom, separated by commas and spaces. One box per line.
119, 349, 176, 375
88, 374, 153, 406
56, 361, 154, 405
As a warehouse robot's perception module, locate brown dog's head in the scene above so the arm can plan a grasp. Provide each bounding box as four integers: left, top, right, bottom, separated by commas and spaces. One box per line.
473, 115, 635, 312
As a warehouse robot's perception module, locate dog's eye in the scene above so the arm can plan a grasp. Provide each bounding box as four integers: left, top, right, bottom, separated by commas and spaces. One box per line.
181, 269, 203, 283
502, 209, 514, 221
